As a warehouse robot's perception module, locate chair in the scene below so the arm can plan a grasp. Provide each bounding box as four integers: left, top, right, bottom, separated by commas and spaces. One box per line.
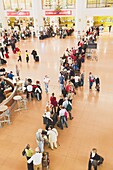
0, 109, 11, 128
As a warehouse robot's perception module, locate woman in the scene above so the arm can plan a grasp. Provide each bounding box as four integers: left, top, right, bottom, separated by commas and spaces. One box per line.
43, 106, 53, 130
22, 144, 34, 170
47, 126, 58, 150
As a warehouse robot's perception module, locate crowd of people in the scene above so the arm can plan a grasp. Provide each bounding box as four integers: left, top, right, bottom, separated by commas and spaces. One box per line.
0, 25, 103, 170
39, 26, 74, 40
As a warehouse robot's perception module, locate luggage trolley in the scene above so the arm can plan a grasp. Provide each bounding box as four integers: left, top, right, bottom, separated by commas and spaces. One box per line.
86, 43, 97, 60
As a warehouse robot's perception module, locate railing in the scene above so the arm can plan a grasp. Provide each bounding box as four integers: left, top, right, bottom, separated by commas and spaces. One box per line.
0, 78, 17, 107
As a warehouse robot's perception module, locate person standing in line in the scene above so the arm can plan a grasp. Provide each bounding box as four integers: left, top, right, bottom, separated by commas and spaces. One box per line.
18, 50, 22, 62
50, 93, 57, 114
22, 144, 34, 170
36, 129, 44, 153
0, 47, 4, 58
80, 71, 85, 86
58, 106, 68, 129
27, 147, 42, 170
25, 50, 29, 63
58, 72, 65, 93
43, 75, 50, 94
47, 126, 58, 150
4, 45, 8, 54
15, 64, 20, 77
62, 97, 73, 120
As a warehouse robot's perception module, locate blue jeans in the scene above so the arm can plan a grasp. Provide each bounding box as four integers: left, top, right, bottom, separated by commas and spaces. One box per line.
60, 84, 64, 92
60, 116, 68, 129
44, 83, 48, 93
89, 82, 93, 89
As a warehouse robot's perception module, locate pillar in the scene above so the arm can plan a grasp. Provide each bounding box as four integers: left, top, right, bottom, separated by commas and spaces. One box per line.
75, 0, 87, 36
0, 0, 8, 29
32, 0, 44, 36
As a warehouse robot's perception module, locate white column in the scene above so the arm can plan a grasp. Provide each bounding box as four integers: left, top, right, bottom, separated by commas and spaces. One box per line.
100, 0, 105, 7
32, 0, 44, 36
75, 0, 87, 36
0, 0, 8, 29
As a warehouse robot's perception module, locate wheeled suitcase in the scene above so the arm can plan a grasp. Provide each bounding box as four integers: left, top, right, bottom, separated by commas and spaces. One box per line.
35, 56, 39, 62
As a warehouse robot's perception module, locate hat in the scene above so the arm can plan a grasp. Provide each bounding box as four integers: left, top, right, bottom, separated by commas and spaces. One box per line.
38, 129, 42, 133
35, 147, 40, 152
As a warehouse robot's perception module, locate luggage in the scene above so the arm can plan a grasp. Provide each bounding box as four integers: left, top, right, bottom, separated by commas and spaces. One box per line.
5, 53, 9, 58
15, 47, 20, 52
35, 56, 39, 62
13, 49, 16, 54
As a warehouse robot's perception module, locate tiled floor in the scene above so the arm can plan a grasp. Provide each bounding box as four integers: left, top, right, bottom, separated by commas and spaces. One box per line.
0, 33, 113, 170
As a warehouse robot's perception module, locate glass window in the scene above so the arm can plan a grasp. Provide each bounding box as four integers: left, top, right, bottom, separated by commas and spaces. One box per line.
42, 0, 76, 9
3, 0, 11, 9
42, 0, 52, 9
66, 0, 76, 8
26, 0, 32, 9
11, 0, 18, 9
87, 0, 113, 8
87, 0, 97, 8
18, 0, 25, 9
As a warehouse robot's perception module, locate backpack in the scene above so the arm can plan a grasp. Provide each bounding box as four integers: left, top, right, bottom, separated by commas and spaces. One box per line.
66, 102, 72, 111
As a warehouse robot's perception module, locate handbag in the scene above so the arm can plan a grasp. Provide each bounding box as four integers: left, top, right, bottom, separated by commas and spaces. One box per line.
64, 111, 69, 119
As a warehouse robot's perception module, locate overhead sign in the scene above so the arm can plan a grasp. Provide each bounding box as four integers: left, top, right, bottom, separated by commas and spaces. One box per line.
7, 11, 30, 17
45, 10, 72, 16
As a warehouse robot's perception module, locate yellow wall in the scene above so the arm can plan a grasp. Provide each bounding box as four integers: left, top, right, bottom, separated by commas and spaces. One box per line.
94, 16, 113, 31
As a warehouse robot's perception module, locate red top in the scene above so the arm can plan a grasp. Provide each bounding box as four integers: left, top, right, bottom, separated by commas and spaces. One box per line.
50, 96, 57, 106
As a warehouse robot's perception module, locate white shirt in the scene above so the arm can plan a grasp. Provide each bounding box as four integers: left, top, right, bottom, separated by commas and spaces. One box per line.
75, 76, 80, 83
43, 77, 50, 84
27, 152, 42, 165
62, 100, 68, 108
27, 85, 33, 92
44, 111, 51, 119
59, 108, 66, 117
47, 128, 58, 143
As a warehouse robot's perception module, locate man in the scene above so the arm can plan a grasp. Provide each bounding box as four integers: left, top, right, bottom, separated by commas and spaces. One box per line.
74, 74, 80, 88
27, 147, 42, 170
58, 106, 68, 129
36, 129, 44, 153
80, 71, 85, 86
62, 97, 73, 120
43, 75, 50, 93
47, 126, 58, 150
88, 148, 104, 170
58, 72, 65, 92
26, 84, 33, 99
0, 47, 4, 58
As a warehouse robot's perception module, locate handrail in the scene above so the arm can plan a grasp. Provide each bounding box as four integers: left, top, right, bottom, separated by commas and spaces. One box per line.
0, 78, 17, 107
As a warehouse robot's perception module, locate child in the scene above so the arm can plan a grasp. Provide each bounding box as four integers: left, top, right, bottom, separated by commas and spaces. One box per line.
18, 50, 22, 62
42, 152, 50, 170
